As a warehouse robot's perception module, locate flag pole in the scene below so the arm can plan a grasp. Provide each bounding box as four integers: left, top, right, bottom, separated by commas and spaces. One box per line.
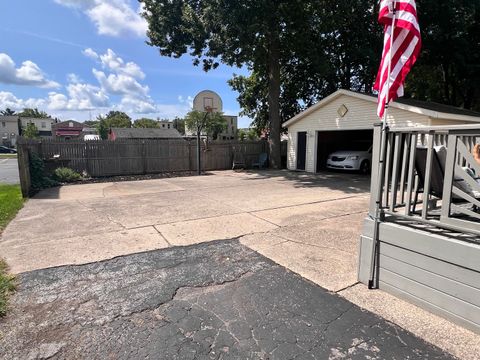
368, 0, 397, 289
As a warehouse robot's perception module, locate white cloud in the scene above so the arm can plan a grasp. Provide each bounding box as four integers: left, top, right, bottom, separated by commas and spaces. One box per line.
178, 95, 194, 108
67, 73, 83, 83
0, 91, 45, 110
84, 48, 145, 79
92, 69, 149, 98
0, 53, 60, 89
84, 48, 154, 113
82, 48, 99, 60
54, 0, 147, 38
120, 96, 156, 113
99, 49, 144, 79
47, 83, 109, 111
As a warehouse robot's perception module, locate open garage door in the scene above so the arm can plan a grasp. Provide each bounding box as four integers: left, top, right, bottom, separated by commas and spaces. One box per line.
316, 129, 373, 172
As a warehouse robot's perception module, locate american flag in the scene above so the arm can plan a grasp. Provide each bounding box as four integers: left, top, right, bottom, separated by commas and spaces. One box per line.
374, 0, 421, 118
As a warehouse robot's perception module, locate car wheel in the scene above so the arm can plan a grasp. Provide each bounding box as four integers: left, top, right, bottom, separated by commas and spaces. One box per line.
360, 160, 370, 175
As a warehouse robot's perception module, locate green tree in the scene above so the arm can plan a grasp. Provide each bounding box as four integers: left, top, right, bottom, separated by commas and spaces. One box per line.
172, 117, 185, 135
96, 119, 108, 140
0, 108, 16, 116
133, 118, 159, 128
405, 1, 480, 110
229, 0, 381, 133
18, 108, 50, 118
237, 129, 247, 141
23, 123, 39, 139
246, 128, 259, 141
237, 128, 258, 141
185, 110, 227, 140
102, 111, 132, 128
96, 111, 132, 139
141, 0, 327, 168
83, 120, 99, 128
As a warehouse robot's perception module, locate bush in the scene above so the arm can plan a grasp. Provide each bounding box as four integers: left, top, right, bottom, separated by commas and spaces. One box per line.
29, 153, 58, 191
53, 167, 82, 183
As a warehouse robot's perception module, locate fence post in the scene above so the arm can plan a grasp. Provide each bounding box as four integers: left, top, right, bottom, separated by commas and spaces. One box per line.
17, 142, 31, 198
142, 140, 147, 174
85, 141, 91, 176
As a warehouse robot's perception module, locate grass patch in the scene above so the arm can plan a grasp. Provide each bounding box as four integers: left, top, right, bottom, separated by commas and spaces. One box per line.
0, 183, 24, 232
0, 184, 21, 316
0, 154, 17, 159
0, 259, 15, 316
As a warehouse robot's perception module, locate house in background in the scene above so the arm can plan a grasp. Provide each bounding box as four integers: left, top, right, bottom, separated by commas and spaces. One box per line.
52, 120, 85, 139
20, 117, 56, 138
159, 120, 174, 129
0, 116, 20, 147
222, 115, 238, 140
80, 127, 98, 139
108, 127, 183, 140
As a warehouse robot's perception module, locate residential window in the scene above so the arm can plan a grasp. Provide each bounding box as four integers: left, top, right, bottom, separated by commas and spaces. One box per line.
41, 122, 46, 128
1, 122, 5, 127
69, 121, 73, 127
168, 124, 170, 129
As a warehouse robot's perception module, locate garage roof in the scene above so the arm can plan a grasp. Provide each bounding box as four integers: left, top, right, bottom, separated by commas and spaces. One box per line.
284, 89, 480, 127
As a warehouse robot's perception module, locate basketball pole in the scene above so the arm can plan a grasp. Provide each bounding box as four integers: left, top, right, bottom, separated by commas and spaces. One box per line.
196, 121, 202, 176
197, 108, 212, 176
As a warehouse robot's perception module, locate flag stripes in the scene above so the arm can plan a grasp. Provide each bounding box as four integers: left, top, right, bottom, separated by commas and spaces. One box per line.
374, 0, 421, 118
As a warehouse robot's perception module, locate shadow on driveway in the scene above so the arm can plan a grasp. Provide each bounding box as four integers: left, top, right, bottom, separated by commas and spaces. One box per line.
240, 169, 371, 194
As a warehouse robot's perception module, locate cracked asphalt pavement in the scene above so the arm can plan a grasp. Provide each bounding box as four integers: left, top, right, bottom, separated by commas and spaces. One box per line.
0, 240, 453, 359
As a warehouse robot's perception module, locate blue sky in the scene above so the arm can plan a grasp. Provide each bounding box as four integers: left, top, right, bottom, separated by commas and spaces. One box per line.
0, 0, 251, 126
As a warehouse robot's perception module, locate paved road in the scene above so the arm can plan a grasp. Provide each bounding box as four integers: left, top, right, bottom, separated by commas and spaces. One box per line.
0, 240, 452, 359
0, 158, 19, 184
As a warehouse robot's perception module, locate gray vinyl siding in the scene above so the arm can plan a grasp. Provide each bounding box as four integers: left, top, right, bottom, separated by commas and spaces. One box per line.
358, 218, 480, 334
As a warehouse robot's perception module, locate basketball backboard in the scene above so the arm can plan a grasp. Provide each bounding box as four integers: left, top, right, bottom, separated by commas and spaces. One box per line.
193, 90, 223, 113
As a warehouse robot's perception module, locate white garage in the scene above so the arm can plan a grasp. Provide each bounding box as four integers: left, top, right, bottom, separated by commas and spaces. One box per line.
284, 89, 480, 173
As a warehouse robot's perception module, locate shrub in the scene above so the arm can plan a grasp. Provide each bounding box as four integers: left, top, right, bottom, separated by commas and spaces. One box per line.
53, 167, 82, 183
29, 153, 57, 191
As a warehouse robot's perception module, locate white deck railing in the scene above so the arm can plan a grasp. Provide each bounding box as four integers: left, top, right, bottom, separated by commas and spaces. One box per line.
370, 124, 480, 237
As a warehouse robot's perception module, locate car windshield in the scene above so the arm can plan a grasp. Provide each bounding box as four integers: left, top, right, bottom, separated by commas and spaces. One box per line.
340, 142, 372, 152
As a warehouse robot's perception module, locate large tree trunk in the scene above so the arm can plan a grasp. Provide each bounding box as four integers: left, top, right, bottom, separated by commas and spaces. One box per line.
267, 34, 282, 169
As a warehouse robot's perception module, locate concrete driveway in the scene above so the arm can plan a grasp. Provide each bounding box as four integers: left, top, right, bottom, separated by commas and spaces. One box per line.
1, 170, 478, 359
0, 158, 19, 184
0, 170, 370, 292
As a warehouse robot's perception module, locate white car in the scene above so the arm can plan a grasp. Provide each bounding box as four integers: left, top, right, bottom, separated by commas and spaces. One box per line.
84, 134, 100, 141
326, 143, 372, 174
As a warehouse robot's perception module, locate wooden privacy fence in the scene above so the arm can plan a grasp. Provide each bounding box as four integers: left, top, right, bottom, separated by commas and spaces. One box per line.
17, 137, 272, 195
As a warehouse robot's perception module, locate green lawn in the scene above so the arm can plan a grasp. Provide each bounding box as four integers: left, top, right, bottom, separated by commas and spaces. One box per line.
0, 259, 15, 316
0, 154, 17, 159
0, 183, 24, 231
0, 184, 23, 316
